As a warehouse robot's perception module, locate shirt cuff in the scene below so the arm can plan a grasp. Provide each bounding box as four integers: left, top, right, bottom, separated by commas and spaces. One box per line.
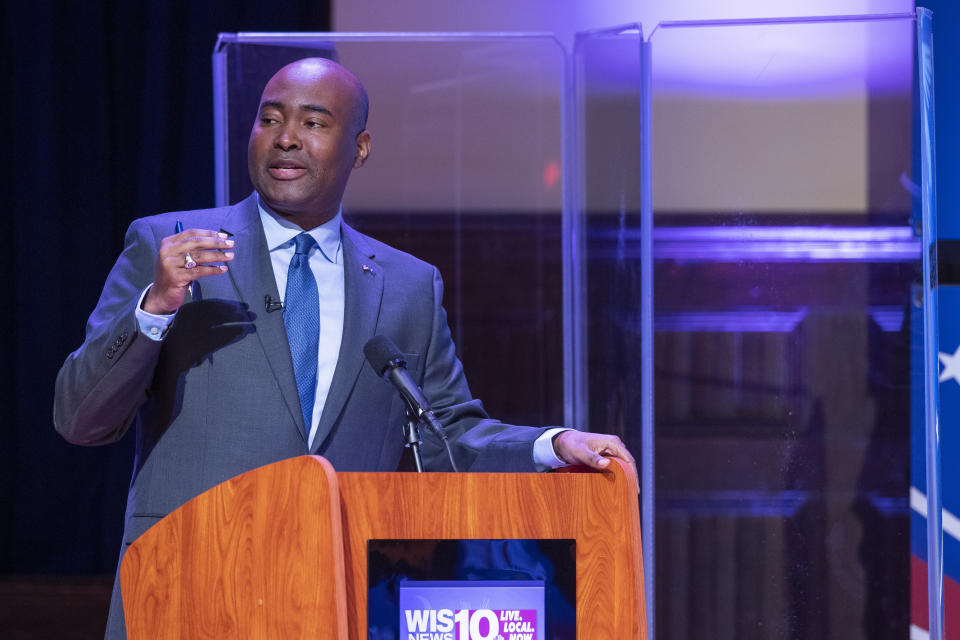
135, 285, 175, 341
533, 427, 573, 471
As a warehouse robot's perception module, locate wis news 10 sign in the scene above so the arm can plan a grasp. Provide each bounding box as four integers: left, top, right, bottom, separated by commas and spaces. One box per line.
398, 580, 545, 640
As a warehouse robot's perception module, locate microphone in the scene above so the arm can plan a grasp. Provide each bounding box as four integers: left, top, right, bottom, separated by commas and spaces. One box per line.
363, 336, 445, 439
264, 295, 283, 313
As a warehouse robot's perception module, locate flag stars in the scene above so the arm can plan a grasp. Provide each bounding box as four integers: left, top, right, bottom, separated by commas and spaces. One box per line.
939, 345, 960, 386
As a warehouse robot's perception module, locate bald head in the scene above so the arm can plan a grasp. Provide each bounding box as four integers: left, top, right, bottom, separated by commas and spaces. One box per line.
266, 58, 369, 134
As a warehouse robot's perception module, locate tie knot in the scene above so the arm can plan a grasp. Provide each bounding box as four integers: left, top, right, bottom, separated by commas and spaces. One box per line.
293, 232, 316, 256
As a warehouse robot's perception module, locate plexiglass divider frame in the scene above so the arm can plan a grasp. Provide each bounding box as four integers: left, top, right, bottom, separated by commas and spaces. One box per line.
571, 24, 654, 638
212, 33, 577, 432
916, 8, 943, 639
575, 11, 940, 640
212, 20, 942, 639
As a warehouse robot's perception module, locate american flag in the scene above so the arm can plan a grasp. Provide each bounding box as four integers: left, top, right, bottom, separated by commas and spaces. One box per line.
911, 285, 960, 639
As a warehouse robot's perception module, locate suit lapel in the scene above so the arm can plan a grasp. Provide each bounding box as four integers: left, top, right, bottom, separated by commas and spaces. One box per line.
224, 194, 307, 445
310, 224, 383, 452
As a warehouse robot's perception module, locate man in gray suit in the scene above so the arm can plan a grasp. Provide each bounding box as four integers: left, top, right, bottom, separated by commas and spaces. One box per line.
55, 57, 633, 638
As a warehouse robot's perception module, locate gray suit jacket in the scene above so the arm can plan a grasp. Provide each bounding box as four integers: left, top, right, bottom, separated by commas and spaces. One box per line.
54, 193, 548, 639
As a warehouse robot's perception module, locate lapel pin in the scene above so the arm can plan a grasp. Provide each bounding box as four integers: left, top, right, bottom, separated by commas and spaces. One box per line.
362, 264, 376, 276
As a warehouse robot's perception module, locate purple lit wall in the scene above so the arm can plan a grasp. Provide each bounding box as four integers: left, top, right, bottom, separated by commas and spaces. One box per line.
334, 0, 913, 49
333, 1, 915, 216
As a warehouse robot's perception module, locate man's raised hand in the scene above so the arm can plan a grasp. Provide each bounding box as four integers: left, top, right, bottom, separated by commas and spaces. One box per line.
142, 229, 234, 315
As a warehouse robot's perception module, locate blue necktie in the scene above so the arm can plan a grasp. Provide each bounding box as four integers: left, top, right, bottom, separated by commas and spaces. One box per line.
284, 233, 320, 441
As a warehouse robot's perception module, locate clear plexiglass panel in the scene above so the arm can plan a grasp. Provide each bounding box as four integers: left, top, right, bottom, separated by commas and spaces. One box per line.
577, 12, 938, 640
213, 34, 568, 434
214, 19, 942, 639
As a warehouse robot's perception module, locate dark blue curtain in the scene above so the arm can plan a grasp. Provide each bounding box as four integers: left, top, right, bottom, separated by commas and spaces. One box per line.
0, 0, 330, 575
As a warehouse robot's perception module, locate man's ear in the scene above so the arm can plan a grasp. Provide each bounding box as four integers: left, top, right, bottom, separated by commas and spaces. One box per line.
354, 130, 371, 168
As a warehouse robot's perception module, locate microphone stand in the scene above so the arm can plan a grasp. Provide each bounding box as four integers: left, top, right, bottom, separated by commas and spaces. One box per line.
403, 408, 425, 473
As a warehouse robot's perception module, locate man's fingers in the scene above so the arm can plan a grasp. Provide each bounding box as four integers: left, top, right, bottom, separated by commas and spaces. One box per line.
174, 228, 229, 241
160, 257, 228, 281
189, 249, 235, 266
584, 439, 617, 469
570, 448, 611, 470
147, 230, 232, 315
174, 235, 235, 255
553, 430, 637, 474
591, 454, 611, 469
596, 437, 634, 464
161, 230, 234, 256
184, 235, 234, 252
594, 437, 638, 492
558, 433, 638, 491
185, 264, 229, 278
157, 240, 233, 278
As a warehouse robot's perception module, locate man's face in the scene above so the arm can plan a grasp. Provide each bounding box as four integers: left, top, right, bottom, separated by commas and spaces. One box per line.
248, 60, 370, 226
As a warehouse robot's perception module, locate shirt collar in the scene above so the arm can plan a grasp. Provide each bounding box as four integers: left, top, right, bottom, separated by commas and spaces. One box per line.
256, 194, 342, 264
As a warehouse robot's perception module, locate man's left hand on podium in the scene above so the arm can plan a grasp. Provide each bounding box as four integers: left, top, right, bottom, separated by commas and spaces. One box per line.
552, 430, 635, 472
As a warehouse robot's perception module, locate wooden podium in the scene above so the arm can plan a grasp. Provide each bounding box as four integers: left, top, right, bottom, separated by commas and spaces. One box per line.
121, 456, 646, 639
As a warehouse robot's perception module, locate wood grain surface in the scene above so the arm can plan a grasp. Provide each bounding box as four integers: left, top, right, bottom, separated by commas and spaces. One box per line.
121, 456, 645, 639
338, 458, 646, 639
121, 456, 347, 639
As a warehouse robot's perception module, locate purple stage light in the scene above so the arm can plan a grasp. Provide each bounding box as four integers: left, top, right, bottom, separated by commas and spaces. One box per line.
867, 305, 907, 332
650, 226, 921, 262
649, 10, 914, 98
657, 490, 809, 517
650, 305, 906, 334
654, 308, 808, 333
